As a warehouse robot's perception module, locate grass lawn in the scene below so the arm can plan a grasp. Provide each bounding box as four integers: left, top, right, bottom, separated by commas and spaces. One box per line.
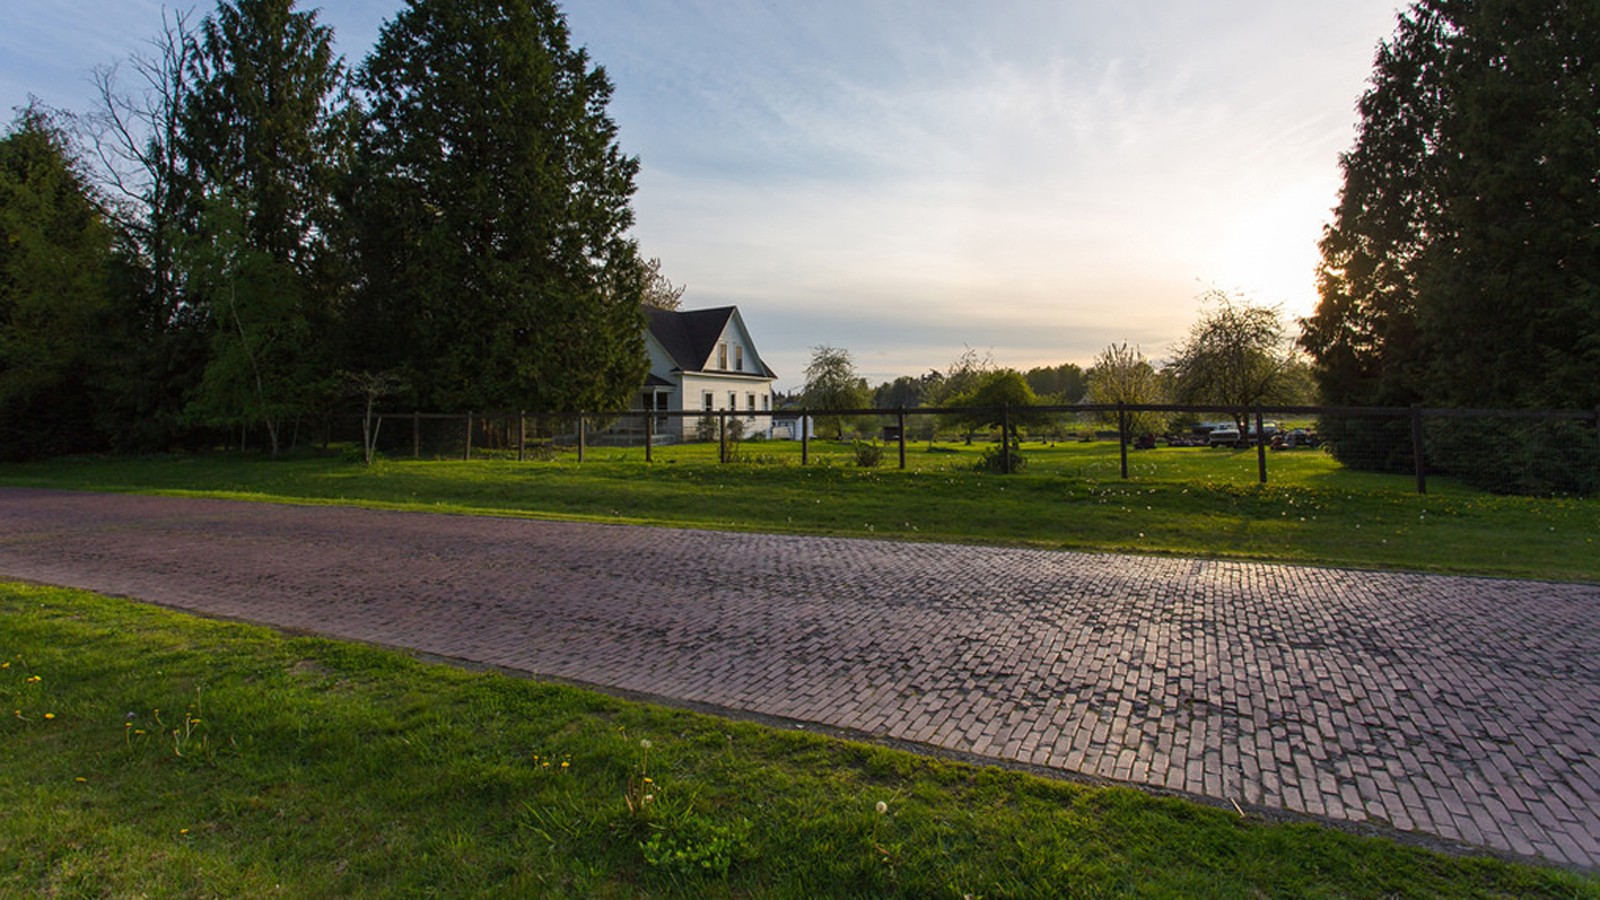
1, 439, 1595, 581
3, 582, 1593, 897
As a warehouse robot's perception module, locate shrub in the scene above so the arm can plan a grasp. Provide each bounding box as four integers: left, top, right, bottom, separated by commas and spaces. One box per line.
852, 441, 884, 468
975, 443, 1026, 473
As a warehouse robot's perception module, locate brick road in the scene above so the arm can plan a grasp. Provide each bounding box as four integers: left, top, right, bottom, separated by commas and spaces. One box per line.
1, 486, 1596, 869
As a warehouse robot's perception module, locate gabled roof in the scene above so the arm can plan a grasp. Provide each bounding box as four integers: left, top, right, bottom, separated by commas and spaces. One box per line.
646, 306, 776, 378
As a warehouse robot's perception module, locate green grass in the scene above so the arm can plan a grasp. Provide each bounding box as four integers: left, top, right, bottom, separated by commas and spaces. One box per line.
3, 582, 1592, 897
2, 439, 1596, 580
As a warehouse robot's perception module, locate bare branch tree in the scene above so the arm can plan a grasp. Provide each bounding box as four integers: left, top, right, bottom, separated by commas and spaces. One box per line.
82, 8, 199, 326
638, 256, 686, 310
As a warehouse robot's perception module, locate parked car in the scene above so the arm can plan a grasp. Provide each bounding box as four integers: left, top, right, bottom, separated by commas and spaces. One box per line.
1273, 428, 1317, 450
1207, 426, 1241, 447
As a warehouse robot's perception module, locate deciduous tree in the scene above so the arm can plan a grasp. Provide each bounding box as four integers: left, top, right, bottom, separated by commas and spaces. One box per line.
638, 257, 685, 311
1086, 342, 1167, 439
1168, 290, 1305, 433
802, 345, 867, 439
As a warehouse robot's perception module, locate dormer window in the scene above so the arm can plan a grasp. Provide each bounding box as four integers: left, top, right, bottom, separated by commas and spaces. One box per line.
717, 343, 728, 370
735, 345, 744, 372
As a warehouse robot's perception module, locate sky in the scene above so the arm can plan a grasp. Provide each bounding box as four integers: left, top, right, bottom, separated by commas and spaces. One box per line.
1, 1, 1407, 390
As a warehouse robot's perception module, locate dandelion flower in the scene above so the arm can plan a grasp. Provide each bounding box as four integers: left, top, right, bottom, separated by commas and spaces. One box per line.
180, 828, 189, 835
43, 713, 55, 720
642, 777, 653, 784
74, 777, 86, 783
639, 739, 651, 750
560, 761, 569, 768
876, 801, 888, 815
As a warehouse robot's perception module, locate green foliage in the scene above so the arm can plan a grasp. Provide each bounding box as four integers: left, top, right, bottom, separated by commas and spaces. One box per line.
871, 371, 942, 410
181, 195, 325, 454
852, 440, 884, 468
1427, 417, 1600, 498
184, 0, 353, 269
974, 442, 1027, 473
83, 12, 212, 454
352, 0, 646, 413
1086, 342, 1169, 438
1303, 0, 1600, 492
1023, 362, 1087, 403
175, 1, 354, 454
694, 414, 719, 443
943, 369, 1047, 458
1169, 290, 1307, 431
641, 815, 752, 880
802, 346, 868, 439
0, 105, 117, 459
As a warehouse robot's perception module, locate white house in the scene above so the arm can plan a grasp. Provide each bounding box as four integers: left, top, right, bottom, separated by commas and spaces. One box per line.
640, 306, 777, 441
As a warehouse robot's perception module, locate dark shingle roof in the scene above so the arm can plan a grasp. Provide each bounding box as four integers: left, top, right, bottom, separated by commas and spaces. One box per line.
646, 306, 734, 372
646, 306, 777, 378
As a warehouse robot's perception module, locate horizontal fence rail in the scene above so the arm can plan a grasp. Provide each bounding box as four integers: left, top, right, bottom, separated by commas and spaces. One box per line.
327, 402, 1600, 496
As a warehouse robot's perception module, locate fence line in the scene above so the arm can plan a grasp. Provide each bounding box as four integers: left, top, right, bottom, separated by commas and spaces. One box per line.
338, 402, 1600, 495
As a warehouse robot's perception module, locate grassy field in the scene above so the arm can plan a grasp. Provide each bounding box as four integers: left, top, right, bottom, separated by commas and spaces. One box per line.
1, 439, 1595, 580
3, 581, 1593, 897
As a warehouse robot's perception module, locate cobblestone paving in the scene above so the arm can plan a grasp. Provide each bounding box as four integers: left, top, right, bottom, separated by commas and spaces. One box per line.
2, 487, 1597, 868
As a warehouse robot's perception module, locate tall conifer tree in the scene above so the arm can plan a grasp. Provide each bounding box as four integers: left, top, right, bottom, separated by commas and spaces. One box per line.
181, 0, 355, 451
352, 0, 647, 413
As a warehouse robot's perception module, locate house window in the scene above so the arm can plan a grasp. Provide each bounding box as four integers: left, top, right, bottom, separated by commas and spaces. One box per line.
735, 346, 744, 372
717, 343, 728, 370
727, 391, 736, 411
747, 393, 756, 412
762, 394, 770, 411
703, 392, 714, 412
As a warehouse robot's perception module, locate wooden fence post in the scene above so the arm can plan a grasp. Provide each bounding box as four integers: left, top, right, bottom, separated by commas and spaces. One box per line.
801, 409, 809, 465
1255, 406, 1268, 484
464, 411, 473, 461
517, 412, 526, 462
1117, 402, 1129, 480
718, 411, 728, 464
1411, 405, 1427, 494
897, 406, 907, 470
577, 414, 586, 463
1001, 403, 1012, 474
645, 409, 654, 463
413, 411, 420, 459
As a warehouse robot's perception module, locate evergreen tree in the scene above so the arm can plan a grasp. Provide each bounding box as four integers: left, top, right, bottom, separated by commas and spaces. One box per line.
1420, 0, 1600, 411
0, 105, 117, 459
181, 0, 355, 448
352, 0, 647, 413
1302, 0, 1600, 491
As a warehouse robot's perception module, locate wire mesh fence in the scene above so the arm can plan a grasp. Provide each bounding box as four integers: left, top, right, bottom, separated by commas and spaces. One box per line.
323, 403, 1600, 496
